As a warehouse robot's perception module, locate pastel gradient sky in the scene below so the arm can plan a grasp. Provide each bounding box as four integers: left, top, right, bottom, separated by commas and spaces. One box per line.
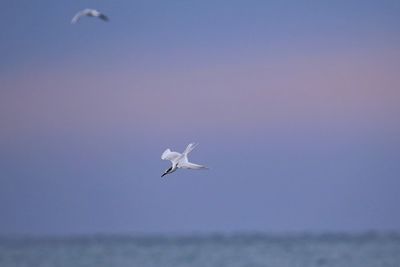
1, 0, 400, 235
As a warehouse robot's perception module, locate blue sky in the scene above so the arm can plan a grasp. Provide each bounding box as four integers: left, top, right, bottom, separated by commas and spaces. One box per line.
0, 0, 400, 235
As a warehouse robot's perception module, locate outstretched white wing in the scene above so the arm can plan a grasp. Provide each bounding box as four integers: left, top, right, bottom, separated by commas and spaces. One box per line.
71, 10, 87, 24
161, 149, 181, 162
178, 162, 207, 170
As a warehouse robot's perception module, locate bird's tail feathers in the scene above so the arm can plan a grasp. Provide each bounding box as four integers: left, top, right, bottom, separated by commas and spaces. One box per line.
183, 143, 198, 156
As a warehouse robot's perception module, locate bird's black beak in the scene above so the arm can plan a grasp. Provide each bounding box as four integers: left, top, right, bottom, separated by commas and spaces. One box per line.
161, 166, 172, 178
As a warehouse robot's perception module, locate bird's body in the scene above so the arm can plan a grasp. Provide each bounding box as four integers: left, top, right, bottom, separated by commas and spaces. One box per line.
71, 9, 109, 24
161, 143, 207, 177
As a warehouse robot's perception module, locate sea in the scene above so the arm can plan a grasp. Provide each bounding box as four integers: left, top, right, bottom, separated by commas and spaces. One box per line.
0, 232, 399, 267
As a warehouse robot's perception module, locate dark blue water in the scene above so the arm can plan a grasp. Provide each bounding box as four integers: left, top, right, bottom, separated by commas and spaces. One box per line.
1, 233, 399, 267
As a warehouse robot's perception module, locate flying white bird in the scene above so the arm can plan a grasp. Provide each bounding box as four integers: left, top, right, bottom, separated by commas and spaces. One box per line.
71, 9, 109, 24
161, 143, 208, 177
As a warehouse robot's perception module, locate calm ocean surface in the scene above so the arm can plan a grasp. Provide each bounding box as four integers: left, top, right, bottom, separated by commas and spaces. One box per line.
1, 233, 399, 267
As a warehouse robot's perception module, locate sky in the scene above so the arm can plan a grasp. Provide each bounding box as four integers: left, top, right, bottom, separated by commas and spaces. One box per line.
0, 0, 400, 236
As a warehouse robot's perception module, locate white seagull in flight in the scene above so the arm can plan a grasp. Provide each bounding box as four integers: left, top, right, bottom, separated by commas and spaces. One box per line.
71, 9, 109, 24
161, 143, 208, 177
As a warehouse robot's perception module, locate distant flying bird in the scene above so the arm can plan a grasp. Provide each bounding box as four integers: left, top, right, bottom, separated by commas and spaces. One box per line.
71, 9, 109, 24
161, 143, 208, 177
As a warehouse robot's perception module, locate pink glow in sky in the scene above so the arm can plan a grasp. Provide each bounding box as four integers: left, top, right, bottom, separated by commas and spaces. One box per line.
2, 46, 400, 140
